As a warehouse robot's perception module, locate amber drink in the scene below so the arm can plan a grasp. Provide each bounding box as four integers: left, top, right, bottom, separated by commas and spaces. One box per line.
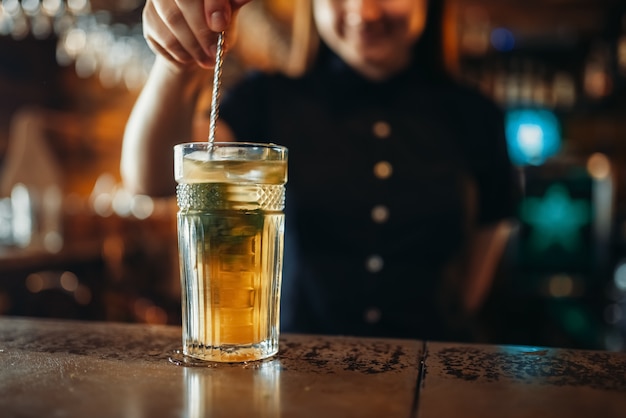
174, 142, 288, 362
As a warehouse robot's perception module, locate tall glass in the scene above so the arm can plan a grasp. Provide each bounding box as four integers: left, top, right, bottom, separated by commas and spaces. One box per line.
174, 142, 288, 362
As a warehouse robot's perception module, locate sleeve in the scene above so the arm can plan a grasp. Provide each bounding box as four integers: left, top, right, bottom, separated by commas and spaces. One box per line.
218, 71, 271, 141
466, 94, 520, 226
477, 101, 520, 224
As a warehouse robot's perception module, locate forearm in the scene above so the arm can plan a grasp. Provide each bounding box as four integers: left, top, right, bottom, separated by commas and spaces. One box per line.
462, 220, 513, 314
121, 56, 210, 197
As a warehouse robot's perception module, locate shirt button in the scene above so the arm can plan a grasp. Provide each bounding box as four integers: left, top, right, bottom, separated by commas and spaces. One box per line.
365, 255, 384, 273
373, 161, 393, 179
364, 307, 382, 324
372, 121, 391, 139
371, 205, 389, 223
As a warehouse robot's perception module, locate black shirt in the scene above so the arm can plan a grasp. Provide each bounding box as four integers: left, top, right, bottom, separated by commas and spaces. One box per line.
220, 43, 516, 341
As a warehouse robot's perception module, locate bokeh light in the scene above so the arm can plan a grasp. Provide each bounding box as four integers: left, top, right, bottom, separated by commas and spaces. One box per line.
614, 262, 626, 291
586, 153, 611, 180
506, 109, 561, 166
490, 27, 515, 52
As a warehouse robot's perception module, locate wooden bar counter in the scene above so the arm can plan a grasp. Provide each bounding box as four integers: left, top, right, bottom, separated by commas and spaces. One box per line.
0, 317, 624, 418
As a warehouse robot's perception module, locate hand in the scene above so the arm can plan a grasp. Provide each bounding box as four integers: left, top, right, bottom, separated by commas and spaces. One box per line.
142, 0, 252, 70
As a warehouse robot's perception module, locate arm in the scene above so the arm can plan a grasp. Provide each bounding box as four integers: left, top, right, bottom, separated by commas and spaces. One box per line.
121, 59, 208, 196
459, 94, 518, 315
120, 0, 248, 196
440, 218, 514, 337
462, 220, 513, 314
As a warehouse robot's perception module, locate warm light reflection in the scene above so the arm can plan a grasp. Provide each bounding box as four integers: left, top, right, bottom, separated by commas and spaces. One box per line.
102, 235, 125, 271
90, 173, 116, 217
64, 28, 87, 56
75, 52, 97, 78
586, 153, 611, 180
133, 298, 168, 324
584, 60, 612, 99
0, 0, 154, 90
373, 161, 393, 179
67, 0, 88, 14
586, 71, 609, 97
89, 173, 157, 219
60, 271, 79, 292
24, 270, 90, 304
130, 195, 155, 220
619, 34, 626, 75
546, 274, 583, 298
112, 187, 132, 217
43, 231, 63, 253
42, 0, 63, 16
31, 13, 52, 39
459, 5, 490, 56
93, 193, 113, 217
25, 273, 45, 293
11, 12, 29, 39
184, 360, 282, 418
551, 72, 576, 108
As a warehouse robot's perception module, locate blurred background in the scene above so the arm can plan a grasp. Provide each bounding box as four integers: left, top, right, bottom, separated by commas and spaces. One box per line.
0, 0, 625, 351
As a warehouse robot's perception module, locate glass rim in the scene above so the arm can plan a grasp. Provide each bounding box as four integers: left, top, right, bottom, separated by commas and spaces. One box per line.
174, 141, 287, 153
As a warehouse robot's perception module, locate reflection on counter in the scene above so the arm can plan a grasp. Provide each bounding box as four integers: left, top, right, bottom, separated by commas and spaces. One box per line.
184, 361, 282, 418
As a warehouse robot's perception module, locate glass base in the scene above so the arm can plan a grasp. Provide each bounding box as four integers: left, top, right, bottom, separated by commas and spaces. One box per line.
178, 340, 278, 363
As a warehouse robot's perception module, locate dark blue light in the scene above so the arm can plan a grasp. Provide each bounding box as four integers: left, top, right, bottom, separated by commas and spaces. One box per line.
491, 28, 515, 52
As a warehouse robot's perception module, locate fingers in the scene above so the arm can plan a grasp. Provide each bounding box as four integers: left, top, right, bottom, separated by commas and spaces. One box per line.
142, 0, 251, 70
143, 2, 184, 66
203, 0, 231, 32
202, 0, 254, 31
